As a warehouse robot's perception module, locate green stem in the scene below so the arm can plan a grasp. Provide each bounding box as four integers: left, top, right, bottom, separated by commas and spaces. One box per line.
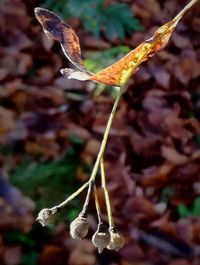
94, 184, 102, 224
100, 158, 114, 228
57, 180, 91, 209
56, 87, 122, 210
81, 181, 94, 215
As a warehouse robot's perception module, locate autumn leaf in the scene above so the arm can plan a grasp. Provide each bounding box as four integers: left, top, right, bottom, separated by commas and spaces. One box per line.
34, 8, 91, 75
35, 0, 198, 87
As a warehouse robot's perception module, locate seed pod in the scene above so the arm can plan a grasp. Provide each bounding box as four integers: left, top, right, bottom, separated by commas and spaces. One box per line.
107, 227, 125, 251
70, 213, 89, 240
92, 223, 111, 253
36, 207, 57, 226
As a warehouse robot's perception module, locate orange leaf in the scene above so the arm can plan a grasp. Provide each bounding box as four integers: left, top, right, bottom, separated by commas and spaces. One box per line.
89, 0, 198, 86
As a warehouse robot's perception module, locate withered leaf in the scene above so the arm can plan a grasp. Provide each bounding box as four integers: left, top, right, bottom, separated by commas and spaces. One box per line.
34, 7, 91, 75
88, 0, 198, 86
161, 146, 189, 166
35, 0, 198, 87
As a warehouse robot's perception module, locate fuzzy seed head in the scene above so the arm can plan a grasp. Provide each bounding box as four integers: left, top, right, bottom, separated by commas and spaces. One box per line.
70, 214, 89, 240
36, 207, 57, 226
92, 223, 111, 253
107, 228, 125, 251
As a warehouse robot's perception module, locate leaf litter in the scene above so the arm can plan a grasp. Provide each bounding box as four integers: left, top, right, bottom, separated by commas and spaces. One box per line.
0, 0, 200, 264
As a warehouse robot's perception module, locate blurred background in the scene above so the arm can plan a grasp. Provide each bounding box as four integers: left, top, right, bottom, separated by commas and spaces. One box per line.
0, 0, 200, 264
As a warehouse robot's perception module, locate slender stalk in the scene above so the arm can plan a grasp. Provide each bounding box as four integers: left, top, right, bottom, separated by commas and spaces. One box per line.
173, 0, 199, 26
82, 181, 94, 215
57, 179, 91, 209
100, 158, 114, 228
94, 184, 102, 224
55, 87, 123, 210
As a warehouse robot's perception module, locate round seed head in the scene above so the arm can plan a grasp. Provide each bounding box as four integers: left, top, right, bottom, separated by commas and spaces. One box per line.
36, 207, 57, 226
107, 227, 125, 251
92, 223, 111, 253
70, 214, 89, 240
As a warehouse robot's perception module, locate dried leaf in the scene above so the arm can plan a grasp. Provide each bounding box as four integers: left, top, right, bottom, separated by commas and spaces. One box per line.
161, 146, 189, 165
88, 0, 198, 86
168, 259, 191, 265
4, 246, 22, 265
40, 245, 67, 265
35, 0, 198, 87
34, 8, 91, 74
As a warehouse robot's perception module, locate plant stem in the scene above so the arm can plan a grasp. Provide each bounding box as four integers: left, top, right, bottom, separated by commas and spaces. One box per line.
82, 181, 94, 216
94, 184, 102, 224
56, 87, 122, 210
100, 158, 114, 228
57, 179, 91, 209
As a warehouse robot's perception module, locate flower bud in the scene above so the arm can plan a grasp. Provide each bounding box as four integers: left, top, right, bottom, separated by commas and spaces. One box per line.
107, 227, 125, 251
70, 213, 89, 240
36, 207, 57, 226
92, 223, 111, 253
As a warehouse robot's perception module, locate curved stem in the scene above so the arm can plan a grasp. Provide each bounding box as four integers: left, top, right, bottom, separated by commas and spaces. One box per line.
57, 180, 91, 209
87, 87, 123, 180
100, 158, 114, 228
81, 181, 94, 215
55, 87, 123, 210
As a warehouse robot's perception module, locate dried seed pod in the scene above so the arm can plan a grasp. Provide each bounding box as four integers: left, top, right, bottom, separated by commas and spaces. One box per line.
107, 227, 125, 251
70, 213, 89, 239
92, 223, 111, 253
36, 207, 57, 226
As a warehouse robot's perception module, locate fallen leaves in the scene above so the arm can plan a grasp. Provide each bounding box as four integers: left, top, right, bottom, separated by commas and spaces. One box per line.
1, 0, 200, 264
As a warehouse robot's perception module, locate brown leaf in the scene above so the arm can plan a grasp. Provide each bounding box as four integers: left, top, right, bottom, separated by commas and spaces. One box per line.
34, 8, 91, 74
120, 243, 144, 262
0, 68, 9, 81
142, 163, 173, 186
40, 245, 67, 265
168, 259, 191, 265
123, 196, 158, 219
68, 240, 96, 265
0, 107, 16, 135
4, 246, 22, 265
161, 146, 189, 165
173, 49, 200, 84
150, 67, 170, 88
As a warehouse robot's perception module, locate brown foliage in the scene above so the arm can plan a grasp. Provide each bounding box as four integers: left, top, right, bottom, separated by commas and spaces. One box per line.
0, 0, 200, 264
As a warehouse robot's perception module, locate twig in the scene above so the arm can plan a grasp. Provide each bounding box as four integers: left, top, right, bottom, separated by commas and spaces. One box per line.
53, 87, 123, 210
100, 158, 114, 228
94, 184, 102, 224
81, 181, 94, 216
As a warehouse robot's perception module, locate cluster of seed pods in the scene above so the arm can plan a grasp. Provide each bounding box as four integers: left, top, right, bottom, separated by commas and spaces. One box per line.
37, 185, 125, 254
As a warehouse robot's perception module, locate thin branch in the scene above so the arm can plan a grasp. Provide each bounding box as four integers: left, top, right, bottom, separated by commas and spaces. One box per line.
94, 184, 102, 224
100, 158, 114, 228
82, 181, 94, 216
52, 87, 123, 210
